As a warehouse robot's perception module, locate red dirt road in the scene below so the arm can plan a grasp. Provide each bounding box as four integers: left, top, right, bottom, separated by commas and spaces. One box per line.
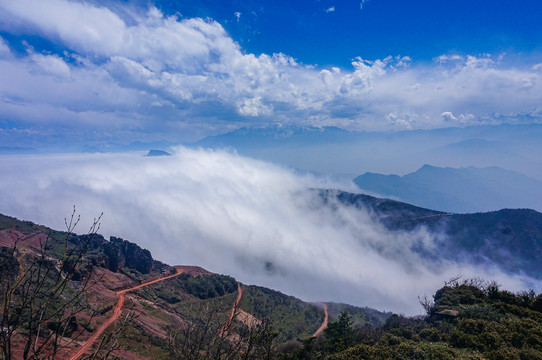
312, 303, 328, 337
70, 267, 184, 360
230, 283, 243, 320
220, 283, 243, 335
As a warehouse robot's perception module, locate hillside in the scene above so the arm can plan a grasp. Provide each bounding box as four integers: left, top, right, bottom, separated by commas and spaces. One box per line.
321, 189, 542, 279
0, 213, 388, 359
2, 201, 542, 359
353, 164, 542, 213
321, 278, 542, 360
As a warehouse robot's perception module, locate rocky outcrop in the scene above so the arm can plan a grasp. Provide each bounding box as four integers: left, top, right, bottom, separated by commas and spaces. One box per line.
103, 237, 154, 274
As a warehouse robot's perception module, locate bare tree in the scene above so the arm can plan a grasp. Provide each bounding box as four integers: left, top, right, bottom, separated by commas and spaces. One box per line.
418, 295, 434, 316
0, 208, 104, 359
79, 307, 138, 360
169, 297, 278, 360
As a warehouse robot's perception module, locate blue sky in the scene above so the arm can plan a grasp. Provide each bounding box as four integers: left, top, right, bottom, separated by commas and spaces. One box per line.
0, 0, 541, 147
155, 0, 542, 67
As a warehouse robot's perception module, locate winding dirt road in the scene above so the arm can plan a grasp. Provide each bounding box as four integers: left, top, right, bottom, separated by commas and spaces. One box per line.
312, 302, 328, 337
220, 283, 243, 335
70, 267, 184, 360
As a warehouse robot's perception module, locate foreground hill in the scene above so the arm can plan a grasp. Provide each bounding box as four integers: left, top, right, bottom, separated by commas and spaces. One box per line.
2, 204, 542, 359
0, 213, 388, 359
323, 278, 542, 360
353, 164, 542, 213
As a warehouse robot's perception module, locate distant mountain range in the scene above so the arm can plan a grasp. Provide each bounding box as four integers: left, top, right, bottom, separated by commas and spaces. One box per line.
4, 122, 542, 181
0, 140, 179, 154
353, 165, 542, 213
196, 124, 358, 147
192, 123, 542, 181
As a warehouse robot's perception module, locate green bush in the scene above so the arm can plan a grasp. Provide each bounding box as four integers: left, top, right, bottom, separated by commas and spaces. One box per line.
419, 328, 442, 342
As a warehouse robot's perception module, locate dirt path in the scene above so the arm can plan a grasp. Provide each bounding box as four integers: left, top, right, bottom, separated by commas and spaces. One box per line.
70, 267, 184, 360
220, 283, 242, 335
312, 303, 328, 337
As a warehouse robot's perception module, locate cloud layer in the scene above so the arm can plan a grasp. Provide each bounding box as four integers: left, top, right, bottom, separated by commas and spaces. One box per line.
0, 149, 536, 314
0, 0, 542, 145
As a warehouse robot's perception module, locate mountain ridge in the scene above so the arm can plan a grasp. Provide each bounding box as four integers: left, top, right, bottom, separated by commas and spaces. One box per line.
322, 189, 542, 280
191, 123, 542, 180
353, 164, 542, 213
0, 212, 389, 359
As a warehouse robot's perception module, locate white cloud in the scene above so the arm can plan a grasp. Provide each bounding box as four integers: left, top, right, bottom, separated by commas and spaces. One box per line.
0, 0, 541, 143
360, 0, 369, 11
440, 111, 457, 122
30, 53, 71, 77
440, 111, 475, 123
0, 36, 11, 58
237, 96, 272, 116
434, 54, 463, 63
234, 11, 241, 22
326, 6, 335, 13
0, 0, 127, 55
0, 0, 237, 72
0, 149, 536, 314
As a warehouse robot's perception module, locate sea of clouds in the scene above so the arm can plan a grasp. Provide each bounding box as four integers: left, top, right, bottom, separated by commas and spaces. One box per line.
0, 148, 536, 314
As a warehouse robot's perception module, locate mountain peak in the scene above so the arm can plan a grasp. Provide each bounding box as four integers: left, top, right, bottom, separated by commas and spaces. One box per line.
418, 164, 437, 171
354, 165, 542, 213
145, 149, 172, 157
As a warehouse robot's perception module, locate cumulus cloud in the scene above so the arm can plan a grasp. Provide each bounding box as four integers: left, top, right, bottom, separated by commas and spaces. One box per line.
30, 53, 71, 77
440, 111, 475, 123
434, 54, 463, 63
237, 96, 272, 116
0, 36, 11, 58
0, 0, 541, 145
0, 149, 536, 314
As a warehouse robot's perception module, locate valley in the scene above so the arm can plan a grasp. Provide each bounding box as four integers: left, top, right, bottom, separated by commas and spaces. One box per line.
2, 188, 542, 358
1, 212, 382, 359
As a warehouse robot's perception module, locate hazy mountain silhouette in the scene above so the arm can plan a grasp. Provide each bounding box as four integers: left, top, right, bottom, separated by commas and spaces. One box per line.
192, 123, 542, 180
353, 165, 542, 213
